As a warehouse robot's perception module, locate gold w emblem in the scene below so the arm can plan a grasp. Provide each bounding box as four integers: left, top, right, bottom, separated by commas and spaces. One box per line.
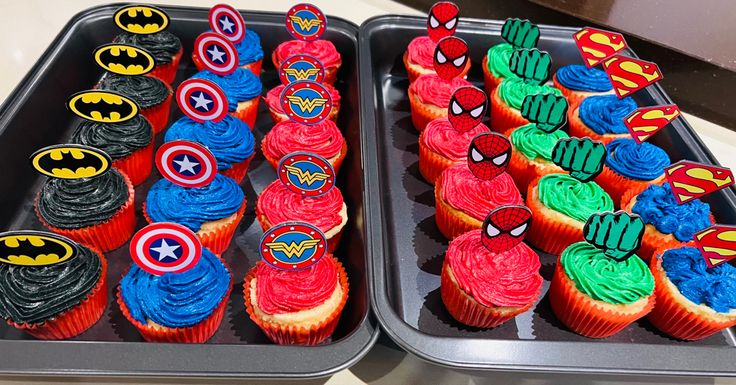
266, 239, 320, 259
282, 67, 321, 80
286, 95, 328, 114
289, 15, 322, 31
284, 165, 329, 185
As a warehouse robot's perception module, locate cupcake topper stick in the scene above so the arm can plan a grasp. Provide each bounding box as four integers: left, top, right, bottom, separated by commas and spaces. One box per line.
602, 55, 663, 98
624, 104, 680, 144
66, 90, 140, 124
285, 3, 327, 42
694, 225, 736, 268
427, 2, 459, 43
93, 43, 156, 76
663, 160, 734, 204
155, 140, 218, 188
194, 32, 240, 76
501, 18, 540, 49
277, 152, 336, 198
448, 86, 487, 133
260, 221, 327, 271
176, 79, 229, 123
279, 54, 326, 85
467, 132, 511, 181
520, 93, 568, 133
279, 80, 333, 125
0, 231, 79, 266
583, 211, 645, 261
573, 27, 627, 68
509, 48, 551, 85
114, 5, 170, 35
551, 137, 606, 182
30, 144, 112, 180
481, 205, 532, 254
433, 36, 468, 80
209, 4, 247, 45
130, 222, 202, 276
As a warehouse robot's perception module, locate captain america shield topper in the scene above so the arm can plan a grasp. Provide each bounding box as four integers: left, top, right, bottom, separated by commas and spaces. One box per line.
279, 54, 326, 84
209, 4, 246, 44
176, 79, 228, 123
285, 3, 327, 41
277, 152, 335, 197
280, 80, 333, 125
130, 222, 202, 276
155, 140, 218, 188
194, 32, 239, 76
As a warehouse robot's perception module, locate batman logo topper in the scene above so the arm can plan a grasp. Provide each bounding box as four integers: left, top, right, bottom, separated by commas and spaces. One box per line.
194, 32, 239, 76
67, 90, 139, 124
0, 231, 77, 266
278, 152, 336, 198
260, 222, 327, 271
114, 5, 169, 35
209, 4, 246, 44
31, 144, 112, 180
285, 3, 327, 41
94, 43, 156, 76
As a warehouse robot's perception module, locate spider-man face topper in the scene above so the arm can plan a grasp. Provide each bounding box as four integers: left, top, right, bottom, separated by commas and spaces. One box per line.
427, 2, 459, 43
467, 132, 511, 180
482, 205, 532, 253
448, 86, 487, 133
433, 36, 468, 80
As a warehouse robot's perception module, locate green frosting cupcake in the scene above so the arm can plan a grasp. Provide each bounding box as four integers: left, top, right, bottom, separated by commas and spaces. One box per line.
497, 78, 562, 110
486, 43, 518, 79
537, 174, 613, 222
510, 123, 569, 161
561, 242, 654, 305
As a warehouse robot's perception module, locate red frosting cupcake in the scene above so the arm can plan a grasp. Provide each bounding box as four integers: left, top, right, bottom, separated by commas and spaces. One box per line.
403, 36, 470, 83
418, 118, 489, 184
409, 74, 472, 132
265, 83, 341, 124
261, 120, 347, 173
272, 40, 342, 85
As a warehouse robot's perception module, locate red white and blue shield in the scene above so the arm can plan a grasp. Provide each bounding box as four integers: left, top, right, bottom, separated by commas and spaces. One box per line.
260, 222, 327, 271
156, 140, 218, 188
279, 54, 326, 85
194, 32, 239, 76
285, 3, 327, 41
278, 152, 335, 197
280, 80, 333, 125
209, 4, 246, 44
130, 222, 202, 276
176, 79, 228, 123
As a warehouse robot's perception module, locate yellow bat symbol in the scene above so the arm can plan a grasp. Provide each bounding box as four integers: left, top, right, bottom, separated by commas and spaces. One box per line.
266, 239, 321, 259
289, 15, 322, 31
284, 165, 329, 185
286, 95, 328, 114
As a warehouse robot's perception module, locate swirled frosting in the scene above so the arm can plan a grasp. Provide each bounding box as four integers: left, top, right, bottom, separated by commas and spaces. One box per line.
409, 74, 472, 108
562, 242, 653, 304
510, 123, 569, 161
254, 256, 338, 314
555, 64, 612, 92
422, 118, 489, 160
605, 138, 670, 181
192, 69, 262, 110
537, 174, 613, 222
257, 180, 344, 231
406, 36, 436, 68
447, 229, 542, 307
497, 78, 562, 110
121, 248, 230, 327
164, 115, 254, 170
0, 244, 102, 324
146, 174, 244, 233
70, 115, 152, 159
114, 31, 181, 64
485, 43, 517, 80
265, 83, 341, 114
203, 28, 263, 64
38, 168, 129, 229
578, 95, 637, 135
632, 183, 711, 242
439, 165, 523, 221
662, 246, 736, 313
98, 74, 169, 109
274, 40, 341, 68
262, 120, 344, 161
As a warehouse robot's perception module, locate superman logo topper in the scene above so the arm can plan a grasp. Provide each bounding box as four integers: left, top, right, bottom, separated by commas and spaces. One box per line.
573, 27, 627, 68
694, 225, 736, 268
279, 54, 326, 85
0, 231, 77, 266
156, 141, 218, 188
94, 44, 155, 76
427, 2, 459, 43
624, 104, 680, 144
114, 5, 169, 35
260, 222, 327, 271
602, 55, 663, 98
280, 80, 333, 125
176, 79, 229, 123
482, 205, 532, 253
278, 152, 335, 198
194, 32, 239, 76
433, 36, 468, 80
130, 223, 202, 276
286, 3, 327, 42
209, 4, 246, 44
67, 90, 139, 124
467, 132, 511, 181
30, 144, 112, 180
448, 86, 487, 133
664, 160, 734, 204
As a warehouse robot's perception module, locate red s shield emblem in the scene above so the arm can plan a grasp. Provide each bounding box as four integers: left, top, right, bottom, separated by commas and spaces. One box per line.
602, 55, 663, 98
448, 86, 486, 133
482, 205, 532, 253
573, 27, 627, 68
624, 104, 680, 144
433, 36, 468, 80
467, 132, 511, 180
694, 225, 736, 268
664, 160, 734, 204
427, 1, 459, 43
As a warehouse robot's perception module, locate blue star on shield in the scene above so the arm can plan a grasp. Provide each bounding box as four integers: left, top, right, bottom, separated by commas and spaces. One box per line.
190, 91, 213, 112
219, 15, 235, 33
206, 44, 227, 64
149, 238, 183, 262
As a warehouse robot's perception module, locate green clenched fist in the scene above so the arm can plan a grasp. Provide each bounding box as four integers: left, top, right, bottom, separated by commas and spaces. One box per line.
584, 211, 645, 261
521, 93, 568, 133
509, 48, 551, 85
551, 137, 606, 182
501, 18, 540, 49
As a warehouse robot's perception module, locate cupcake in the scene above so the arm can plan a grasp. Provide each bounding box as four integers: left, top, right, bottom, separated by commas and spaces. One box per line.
596, 138, 671, 203
552, 64, 613, 109
70, 115, 154, 186
404, 36, 470, 83
568, 95, 637, 143
261, 120, 347, 173
490, 78, 562, 133
193, 29, 264, 76
118, 247, 231, 343
549, 241, 655, 338
418, 118, 489, 184
244, 256, 348, 345
408, 74, 472, 132
648, 245, 736, 340
97, 74, 173, 135
504, 123, 568, 192
114, 31, 182, 85
481, 43, 517, 96
265, 83, 341, 124
621, 183, 714, 262
144, 174, 246, 255
164, 115, 255, 183
273, 40, 342, 85
191, 68, 262, 129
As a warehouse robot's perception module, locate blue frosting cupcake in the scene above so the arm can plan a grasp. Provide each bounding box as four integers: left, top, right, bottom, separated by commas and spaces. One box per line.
570, 95, 637, 142
597, 138, 671, 201
191, 69, 262, 111
554, 64, 613, 93
629, 183, 712, 243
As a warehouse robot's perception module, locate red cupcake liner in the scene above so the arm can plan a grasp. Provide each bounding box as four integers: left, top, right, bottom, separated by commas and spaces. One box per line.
434, 184, 482, 240
596, 166, 665, 208
490, 87, 528, 133
403, 51, 470, 84
271, 51, 340, 86
36, 171, 136, 253
568, 107, 627, 144
148, 47, 183, 85
8, 251, 108, 340
230, 98, 260, 129
141, 82, 173, 135
243, 257, 349, 345
262, 141, 348, 175
525, 177, 584, 255
418, 134, 459, 185
219, 155, 254, 184
409, 91, 444, 132
267, 103, 340, 125
481, 56, 504, 97
112, 139, 154, 186
255, 211, 345, 254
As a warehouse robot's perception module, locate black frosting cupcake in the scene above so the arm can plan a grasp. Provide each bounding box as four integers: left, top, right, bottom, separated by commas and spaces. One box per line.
70, 115, 152, 160
114, 31, 181, 65
98, 74, 169, 109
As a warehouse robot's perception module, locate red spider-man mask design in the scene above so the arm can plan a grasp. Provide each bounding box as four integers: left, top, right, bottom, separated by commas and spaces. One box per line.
448, 86, 487, 132
482, 205, 532, 253
467, 132, 511, 180
433, 36, 468, 80
427, 2, 459, 42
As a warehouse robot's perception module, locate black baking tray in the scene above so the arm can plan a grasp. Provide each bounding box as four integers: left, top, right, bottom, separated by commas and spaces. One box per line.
0, 3, 378, 379
360, 15, 736, 377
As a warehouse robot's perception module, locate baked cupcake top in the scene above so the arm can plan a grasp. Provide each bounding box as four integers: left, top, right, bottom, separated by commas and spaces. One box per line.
114, 31, 182, 64
661, 246, 736, 313
121, 248, 230, 327
266, 83, 341, 114
98, 74, 169, 109
439, 164, 523, 221
70, 115, 152, 160
537, 174, 613, 222
0, 244, 102, 325
207, 28, 263, 65
605, 138, 670, 181
562, 242, 653, 304
146, 174, 244, 233
632, 183, 711, 242
510, 123, 569, 162
497, 78, 562, 110
447, 229, 542, 307
38, 168, 130, 229
485, 43, 517, 79
192, 68, 262, 110
164, 115, 254, 171
263, 120, 344, 161
578, 95, 637, 135
253, 256, 338, 314
422, 118, 489, 160
406, 36, 435, 68
555, 64, 612, 92
257, 180, 345, 232
409, 74, 472, 109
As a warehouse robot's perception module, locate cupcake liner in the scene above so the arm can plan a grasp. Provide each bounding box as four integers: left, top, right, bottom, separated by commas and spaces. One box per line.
256, 212, 345, 254
403, 51, 470, 84
441, 260, 533, 328
597, 166, 665, 207
409, 91, 444, 132
141, 82, 173, 135
525, 177, 584, 255
113, 139, 154, 186
568, 107, 627, 144
418, 135, 459, 184
262, 141, 348, 175
481, 56, 504, 97
8, 251, 108, 340
149, 47, 183, 85
267, 103, 340, 125
243, 257, 349, 345
231, 98, 260, 129
490, 87, 528, 133
36, 172, 136, 253
434, 185, 482, 240
271, 51, 340, 86
219, 154, 254, 184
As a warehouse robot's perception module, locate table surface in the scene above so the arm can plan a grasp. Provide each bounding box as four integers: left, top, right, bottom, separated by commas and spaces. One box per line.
0, 1, 735, 384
